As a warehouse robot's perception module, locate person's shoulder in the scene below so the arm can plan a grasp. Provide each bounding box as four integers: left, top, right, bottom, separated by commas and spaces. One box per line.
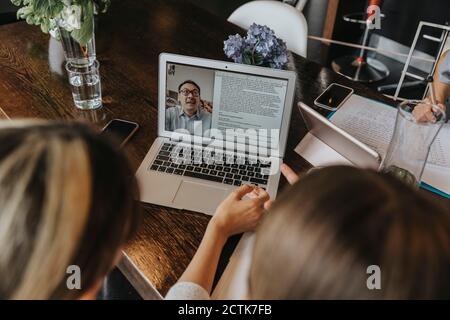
200, 108, 212, 119
165, 282, 211, 300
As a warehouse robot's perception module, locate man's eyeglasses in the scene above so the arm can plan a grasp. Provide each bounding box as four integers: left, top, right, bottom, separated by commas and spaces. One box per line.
179, 88, 200, 97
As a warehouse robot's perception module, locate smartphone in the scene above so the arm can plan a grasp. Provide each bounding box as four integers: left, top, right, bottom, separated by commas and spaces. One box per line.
101, 119, 139, 147
314, 83, 354, 111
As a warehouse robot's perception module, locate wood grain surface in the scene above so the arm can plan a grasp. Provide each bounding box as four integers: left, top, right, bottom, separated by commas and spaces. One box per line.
0, 0, 448, 298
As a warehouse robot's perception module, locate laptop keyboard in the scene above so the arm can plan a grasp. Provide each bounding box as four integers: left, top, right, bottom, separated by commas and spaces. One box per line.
149, 142, 271, 187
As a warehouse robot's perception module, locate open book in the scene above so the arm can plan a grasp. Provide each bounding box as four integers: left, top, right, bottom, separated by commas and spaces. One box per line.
327, 94, 450, 197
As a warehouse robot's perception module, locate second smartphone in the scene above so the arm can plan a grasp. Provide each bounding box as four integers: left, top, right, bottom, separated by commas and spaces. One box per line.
314, 83, 354, 111
101, 119, 139, 147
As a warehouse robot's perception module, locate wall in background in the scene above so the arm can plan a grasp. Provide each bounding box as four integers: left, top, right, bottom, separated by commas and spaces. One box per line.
377, 0, 450, 55
0, 1, 18, 25
188, 0, 251, 19
0, 2, 16, 12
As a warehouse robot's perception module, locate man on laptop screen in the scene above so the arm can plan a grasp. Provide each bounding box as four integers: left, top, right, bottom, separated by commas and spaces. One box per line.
165, 80, 212, 135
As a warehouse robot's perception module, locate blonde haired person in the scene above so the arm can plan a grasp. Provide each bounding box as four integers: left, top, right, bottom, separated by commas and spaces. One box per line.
167, 164, 450, 299
0, 121, 141, 299
0, 121, 268, 299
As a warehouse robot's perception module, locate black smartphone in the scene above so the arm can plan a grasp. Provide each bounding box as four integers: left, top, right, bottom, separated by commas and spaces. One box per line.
101, 119, 139, 147
314, 83, 354, 111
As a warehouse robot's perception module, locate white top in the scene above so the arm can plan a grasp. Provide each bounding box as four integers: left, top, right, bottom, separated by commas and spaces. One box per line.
165, 282, 211, 300
166, 233, 256, 300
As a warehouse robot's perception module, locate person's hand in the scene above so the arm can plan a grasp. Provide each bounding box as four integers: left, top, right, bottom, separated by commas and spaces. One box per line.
201, 100, 213, 113
264, 164, 300, 210
412, 98, 446, 123
210, 184, 270, 238
280, 163, 300, 185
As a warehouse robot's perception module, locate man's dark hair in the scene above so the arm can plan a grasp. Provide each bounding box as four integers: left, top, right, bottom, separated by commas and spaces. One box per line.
178, 80, 201, 95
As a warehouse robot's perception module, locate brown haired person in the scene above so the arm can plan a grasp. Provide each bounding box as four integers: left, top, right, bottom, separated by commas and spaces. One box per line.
0, 121, 267, 299
167, 164, 450, 299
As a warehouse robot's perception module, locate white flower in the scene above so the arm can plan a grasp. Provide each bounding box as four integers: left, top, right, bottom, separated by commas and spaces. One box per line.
60, 5, 82, 32
48, 18, 60, 39
49, 27, 60, 39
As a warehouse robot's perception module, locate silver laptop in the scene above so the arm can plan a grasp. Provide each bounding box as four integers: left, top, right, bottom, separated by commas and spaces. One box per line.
136, 53, 297, 215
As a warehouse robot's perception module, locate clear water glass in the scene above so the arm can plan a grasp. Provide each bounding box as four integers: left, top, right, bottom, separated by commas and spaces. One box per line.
66, 60, 102, 110
380, 100, 446, 186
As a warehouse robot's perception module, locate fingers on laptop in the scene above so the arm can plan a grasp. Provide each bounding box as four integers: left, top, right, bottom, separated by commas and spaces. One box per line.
280, 163, 300, 185
237, 184, 268, 198
250, 187, 270, 205
213, 185, 269, 235
233, 184, 254, 199
264, 200, 273, 211
234, 184, 270, 207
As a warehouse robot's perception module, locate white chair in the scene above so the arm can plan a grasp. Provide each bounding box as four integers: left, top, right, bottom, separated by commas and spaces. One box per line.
228, 0, 308, 58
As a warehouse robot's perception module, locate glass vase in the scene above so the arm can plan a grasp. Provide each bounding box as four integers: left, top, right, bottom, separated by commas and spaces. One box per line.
57, 15, 102, 110
58, 21, 96, 67
380, 100, 446, 186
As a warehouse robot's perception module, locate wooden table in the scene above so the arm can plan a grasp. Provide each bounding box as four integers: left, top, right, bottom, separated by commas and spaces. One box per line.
0, 0, 448, 299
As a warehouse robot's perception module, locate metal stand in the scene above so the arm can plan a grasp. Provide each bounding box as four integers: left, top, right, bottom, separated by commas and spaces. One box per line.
394, 22, 450, 101
332, 12, 389, 83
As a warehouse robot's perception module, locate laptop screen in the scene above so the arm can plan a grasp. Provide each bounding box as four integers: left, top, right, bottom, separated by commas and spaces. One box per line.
164, 62, 289, 146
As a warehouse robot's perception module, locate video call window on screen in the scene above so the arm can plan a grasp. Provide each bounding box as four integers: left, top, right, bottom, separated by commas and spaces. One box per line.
165, 63, 289, 144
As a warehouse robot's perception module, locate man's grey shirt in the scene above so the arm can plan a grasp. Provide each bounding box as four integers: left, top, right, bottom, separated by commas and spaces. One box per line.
165, 105, 211, 135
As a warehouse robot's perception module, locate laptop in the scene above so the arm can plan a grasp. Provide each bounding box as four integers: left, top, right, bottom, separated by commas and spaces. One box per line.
136, 53, 297, 215
298, 101, 381, 169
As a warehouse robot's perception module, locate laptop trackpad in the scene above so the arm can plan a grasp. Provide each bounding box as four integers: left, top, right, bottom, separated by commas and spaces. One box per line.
172, 181, 228, 214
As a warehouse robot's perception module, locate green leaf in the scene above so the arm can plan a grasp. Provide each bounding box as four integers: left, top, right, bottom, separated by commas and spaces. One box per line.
242, 50, 253, 65
40, 19, 50, 33
70, 1, 94, 46
11, 0, 24, 6
253, 53, 264, 66
32, 0, 64, 18
17, 5, 32, 20
13, 0, 109, 39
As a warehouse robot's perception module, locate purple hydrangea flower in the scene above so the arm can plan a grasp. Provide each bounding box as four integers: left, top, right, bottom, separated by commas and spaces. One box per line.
224, 34, 246, 63
223, 23, 288, 69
